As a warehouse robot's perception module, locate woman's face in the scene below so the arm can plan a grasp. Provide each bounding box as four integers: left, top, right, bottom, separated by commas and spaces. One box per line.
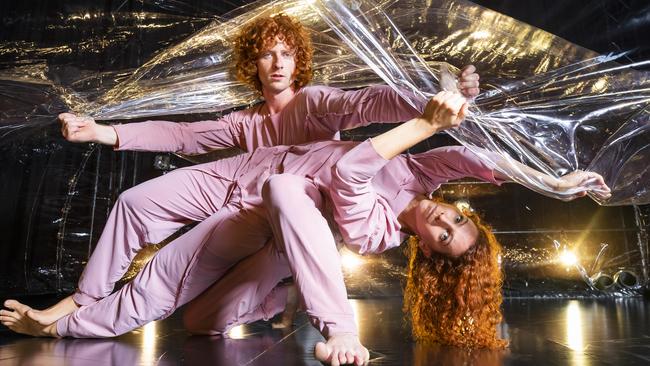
413, 200, 479, 258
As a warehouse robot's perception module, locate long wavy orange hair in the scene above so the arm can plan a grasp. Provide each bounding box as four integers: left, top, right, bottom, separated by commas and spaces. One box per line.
233, 14, 313, 94
403, 210, 507, 349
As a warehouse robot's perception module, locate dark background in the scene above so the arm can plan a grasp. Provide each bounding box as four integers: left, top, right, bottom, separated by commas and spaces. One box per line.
0, 0, 648, 298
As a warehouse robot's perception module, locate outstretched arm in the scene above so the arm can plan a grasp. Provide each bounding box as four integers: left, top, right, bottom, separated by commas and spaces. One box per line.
58, 113, 243, 154
303, 65, 478, 133
490, 157, 611, 201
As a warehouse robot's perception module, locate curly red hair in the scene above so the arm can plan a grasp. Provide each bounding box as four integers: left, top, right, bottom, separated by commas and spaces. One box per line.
403, 210, 507, 349
232, 14, 313, 93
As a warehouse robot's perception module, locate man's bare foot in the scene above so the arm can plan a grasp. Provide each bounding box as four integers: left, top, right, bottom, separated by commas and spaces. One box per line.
0, 300, 59, 337
25, 295, 79, 325
314, 333, 369, 366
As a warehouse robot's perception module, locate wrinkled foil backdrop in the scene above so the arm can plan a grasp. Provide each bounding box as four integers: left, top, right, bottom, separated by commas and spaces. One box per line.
0, 0, 648, 298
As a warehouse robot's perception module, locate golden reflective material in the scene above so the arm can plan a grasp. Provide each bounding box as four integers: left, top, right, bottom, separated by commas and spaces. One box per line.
120, 243, 163, 282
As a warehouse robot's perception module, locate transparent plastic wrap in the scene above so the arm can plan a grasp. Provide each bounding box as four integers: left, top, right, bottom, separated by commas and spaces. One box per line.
0, 0, 648, 296
4, 0, 647, 205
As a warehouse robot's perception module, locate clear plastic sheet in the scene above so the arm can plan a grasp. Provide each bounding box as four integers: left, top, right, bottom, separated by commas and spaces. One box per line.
4, 0, 648, 205
1, 0, 648, 296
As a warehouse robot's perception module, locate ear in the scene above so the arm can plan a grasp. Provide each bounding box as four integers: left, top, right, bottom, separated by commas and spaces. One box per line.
418, 239, 432, 258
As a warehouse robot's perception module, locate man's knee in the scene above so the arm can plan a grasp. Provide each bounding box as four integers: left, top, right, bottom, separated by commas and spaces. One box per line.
262, 174, 320, 211
115, 186, 144, 210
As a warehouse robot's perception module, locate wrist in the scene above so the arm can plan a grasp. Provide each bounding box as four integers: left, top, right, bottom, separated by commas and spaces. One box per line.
549, 176, 563, 191
412, 117, 439, 136
95, 124, 118, 146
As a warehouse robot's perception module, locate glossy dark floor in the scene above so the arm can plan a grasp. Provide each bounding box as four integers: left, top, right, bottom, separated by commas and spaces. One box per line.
1, 297, 649, 365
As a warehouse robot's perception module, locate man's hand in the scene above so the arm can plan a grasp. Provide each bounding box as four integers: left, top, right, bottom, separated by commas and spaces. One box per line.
418, 91, 468, 133
314, 333, 369, 366
458, 64, 480, 98
59, 113, 117, 146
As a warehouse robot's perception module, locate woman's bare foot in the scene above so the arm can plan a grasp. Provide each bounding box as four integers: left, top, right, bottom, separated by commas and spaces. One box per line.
314, 333, 369, 366
25, 295, 79, 325
0, 300, 59, 337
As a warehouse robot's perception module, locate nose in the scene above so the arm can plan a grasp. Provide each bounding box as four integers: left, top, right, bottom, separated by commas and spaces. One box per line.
434, 209, 452, 225
273, 55, 283, 69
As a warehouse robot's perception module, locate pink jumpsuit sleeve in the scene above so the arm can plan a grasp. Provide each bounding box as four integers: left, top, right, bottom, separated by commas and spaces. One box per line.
303, 85, 424, 133
112, 112, 245, 154
329, 139, 403, 255
408, 146, 506, 192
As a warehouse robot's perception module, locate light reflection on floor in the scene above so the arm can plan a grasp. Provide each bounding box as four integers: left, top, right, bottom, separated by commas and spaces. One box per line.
0, 297, 648, 365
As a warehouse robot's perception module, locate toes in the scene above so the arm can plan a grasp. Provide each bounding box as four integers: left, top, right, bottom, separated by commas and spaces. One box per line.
1, 315, 17, 323
314, 342, 330, 362
0, 310, 20, 320
338, 350, 347, 365
330, 350, 340, 366
354, 355, 363, 366
4, 300, 30, 314
345, 351, 355, 364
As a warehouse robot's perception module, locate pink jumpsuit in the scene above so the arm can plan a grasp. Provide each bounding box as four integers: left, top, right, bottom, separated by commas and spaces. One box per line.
56, 138, 502, 338
61, 85, 420, 336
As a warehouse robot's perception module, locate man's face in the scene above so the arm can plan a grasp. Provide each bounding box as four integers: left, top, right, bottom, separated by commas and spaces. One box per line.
256, 38, 297, 95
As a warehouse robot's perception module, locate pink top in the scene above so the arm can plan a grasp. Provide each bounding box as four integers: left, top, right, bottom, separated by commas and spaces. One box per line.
224, 139, 504, 255
112, 85, 421, 153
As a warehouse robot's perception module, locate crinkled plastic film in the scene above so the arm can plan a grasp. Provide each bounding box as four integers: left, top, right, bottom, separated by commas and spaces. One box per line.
4, 0, 648, 205
1, 0, 648, 296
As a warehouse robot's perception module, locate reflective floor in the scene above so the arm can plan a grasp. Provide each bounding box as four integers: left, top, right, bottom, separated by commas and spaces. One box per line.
0, 297, 649, 365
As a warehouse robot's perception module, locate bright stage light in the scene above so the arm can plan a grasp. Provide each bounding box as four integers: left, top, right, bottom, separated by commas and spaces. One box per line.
340, 248, 363, 271
228, 325, 246, 339
559, 249, 578, 267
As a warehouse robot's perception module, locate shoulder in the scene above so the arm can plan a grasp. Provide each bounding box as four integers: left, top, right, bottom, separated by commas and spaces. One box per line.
298, 85, 343, 101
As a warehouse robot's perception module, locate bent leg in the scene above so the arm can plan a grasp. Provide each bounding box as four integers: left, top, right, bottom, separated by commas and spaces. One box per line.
57, 205, 271, 338
183, 240, 292, 335
262, 174, 358, 338
75, 161, 240, 306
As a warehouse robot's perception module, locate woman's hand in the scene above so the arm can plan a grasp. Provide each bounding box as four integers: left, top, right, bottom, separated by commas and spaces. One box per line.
555, 170, 612, 200
458, 65, 480, 98
58, 113, 118, 146
418, 91, 468, 134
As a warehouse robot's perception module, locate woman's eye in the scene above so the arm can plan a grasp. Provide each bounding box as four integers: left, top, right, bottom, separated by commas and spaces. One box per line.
439, 231, 449, 241
260, 53, 271, 59
455, 215, 463, 224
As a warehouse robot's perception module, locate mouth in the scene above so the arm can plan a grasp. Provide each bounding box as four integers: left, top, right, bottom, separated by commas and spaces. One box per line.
270, 74, 284, 79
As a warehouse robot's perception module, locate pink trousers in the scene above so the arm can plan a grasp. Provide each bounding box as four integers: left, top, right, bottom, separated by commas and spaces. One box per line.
57, 158, 357, 337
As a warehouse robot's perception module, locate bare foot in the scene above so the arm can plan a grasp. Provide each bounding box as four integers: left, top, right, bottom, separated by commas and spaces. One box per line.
314, 333, 369, 366
27, 295, 79, 325
0, 300, 59, 337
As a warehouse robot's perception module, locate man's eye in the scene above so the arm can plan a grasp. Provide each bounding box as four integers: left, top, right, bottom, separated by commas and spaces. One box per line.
439, 231, 449, 241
